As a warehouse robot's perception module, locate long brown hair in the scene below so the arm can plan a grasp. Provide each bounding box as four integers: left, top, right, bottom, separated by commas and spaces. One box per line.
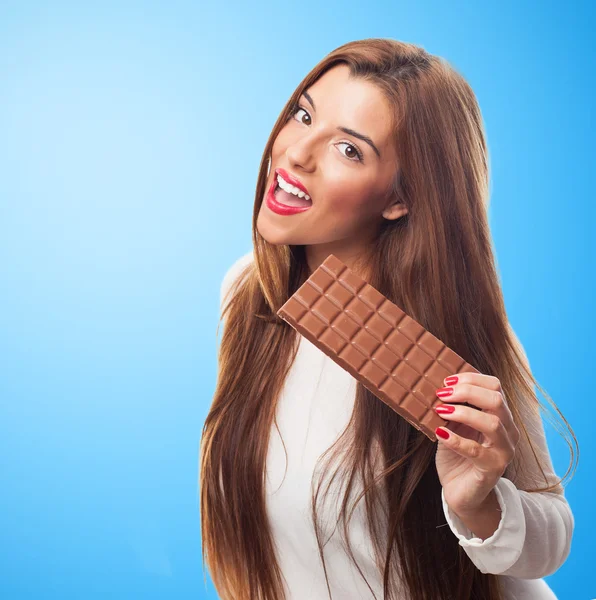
199, 38, 577, 600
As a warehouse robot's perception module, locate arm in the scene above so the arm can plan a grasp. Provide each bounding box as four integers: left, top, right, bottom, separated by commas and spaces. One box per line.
441, 329, 574, 577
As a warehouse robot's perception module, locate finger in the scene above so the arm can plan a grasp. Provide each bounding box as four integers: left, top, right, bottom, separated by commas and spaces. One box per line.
436, 381, 514, 430
435, 425, 508, 475
444, 372, 504, 397
448, 420, 482, 443
435, 404, 513, 451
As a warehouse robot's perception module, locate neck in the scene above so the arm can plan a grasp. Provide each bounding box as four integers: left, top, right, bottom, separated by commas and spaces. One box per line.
304, 242, 375, 281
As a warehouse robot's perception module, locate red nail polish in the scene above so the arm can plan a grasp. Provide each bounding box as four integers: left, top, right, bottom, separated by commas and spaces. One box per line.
444, 376, 459, 386
436, 427, 450, 440
436, 387, 454, 398
435, 404, 455, 414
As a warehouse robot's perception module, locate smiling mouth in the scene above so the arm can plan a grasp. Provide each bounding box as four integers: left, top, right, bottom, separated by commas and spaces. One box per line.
273, 176, 313, 208
266, 178, 312, 215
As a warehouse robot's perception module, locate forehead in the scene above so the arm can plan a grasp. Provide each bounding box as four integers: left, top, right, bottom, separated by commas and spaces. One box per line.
304, 65, 395, 155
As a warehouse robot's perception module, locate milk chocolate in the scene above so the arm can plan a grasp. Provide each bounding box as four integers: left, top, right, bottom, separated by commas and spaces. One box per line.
276, 254, 480, 441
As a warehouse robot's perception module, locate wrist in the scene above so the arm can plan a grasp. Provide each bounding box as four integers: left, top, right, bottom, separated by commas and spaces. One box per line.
452, 489, 500, 520
451, 489, 502, 540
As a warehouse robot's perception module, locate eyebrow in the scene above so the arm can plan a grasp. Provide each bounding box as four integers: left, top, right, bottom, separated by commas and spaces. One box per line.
302, 91, 381, 159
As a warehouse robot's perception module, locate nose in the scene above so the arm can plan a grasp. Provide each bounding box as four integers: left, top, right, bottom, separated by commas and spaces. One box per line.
285, 133, 317, 172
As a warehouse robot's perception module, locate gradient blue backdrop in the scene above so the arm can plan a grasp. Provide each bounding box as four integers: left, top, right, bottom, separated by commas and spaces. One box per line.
0, 1, 593, 598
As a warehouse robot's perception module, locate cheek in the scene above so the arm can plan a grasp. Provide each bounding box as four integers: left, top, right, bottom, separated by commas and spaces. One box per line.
324, 181, 378, 218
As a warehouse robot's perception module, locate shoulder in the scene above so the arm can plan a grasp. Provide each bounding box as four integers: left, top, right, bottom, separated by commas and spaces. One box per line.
220, 249, 254, 311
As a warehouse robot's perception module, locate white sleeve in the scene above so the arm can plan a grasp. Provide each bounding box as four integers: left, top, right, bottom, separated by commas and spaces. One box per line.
440, 329, 574, 577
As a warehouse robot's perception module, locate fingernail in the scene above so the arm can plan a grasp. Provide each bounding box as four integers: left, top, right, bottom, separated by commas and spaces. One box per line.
444, 376, 459, 386
435, 404, 455, 414
436, 387, 454, 398
435, 427, 450, 440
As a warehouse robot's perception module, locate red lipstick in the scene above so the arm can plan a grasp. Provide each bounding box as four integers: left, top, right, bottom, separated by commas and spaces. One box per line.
266, 170, 313, 216
275, 168, 310, 197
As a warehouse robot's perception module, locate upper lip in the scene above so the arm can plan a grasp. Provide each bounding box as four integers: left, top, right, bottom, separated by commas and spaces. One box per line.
275, 168, 311, 198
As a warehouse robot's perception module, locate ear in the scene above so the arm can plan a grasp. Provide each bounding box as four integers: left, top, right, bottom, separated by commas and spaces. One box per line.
382, 200, 409, 221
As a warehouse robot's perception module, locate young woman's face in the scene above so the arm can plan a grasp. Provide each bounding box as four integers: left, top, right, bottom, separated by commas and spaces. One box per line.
257, 64, 407, 273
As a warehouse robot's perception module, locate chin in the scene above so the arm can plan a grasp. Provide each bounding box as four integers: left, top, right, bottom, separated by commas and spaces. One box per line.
258, 225, 308, 247
256, 221, 285, 246
259, 230, 294, 246
256, 212, 291, 246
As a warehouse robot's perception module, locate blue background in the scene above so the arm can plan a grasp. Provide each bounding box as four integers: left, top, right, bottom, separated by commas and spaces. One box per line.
0, 1, 593, 598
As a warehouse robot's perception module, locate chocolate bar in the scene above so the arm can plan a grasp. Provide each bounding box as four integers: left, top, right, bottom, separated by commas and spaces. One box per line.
276, 254, 479, 441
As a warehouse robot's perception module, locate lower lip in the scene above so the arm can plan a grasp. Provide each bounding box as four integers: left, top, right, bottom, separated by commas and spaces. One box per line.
266, 178, 313, 216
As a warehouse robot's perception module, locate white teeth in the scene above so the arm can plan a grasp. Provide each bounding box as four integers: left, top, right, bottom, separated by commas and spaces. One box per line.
276, 174, 311, 201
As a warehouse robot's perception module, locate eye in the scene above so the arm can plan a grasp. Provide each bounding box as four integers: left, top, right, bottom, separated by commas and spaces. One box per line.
291, 105, 311, 126
336, 142, 364, 162
290, 104, 364, 163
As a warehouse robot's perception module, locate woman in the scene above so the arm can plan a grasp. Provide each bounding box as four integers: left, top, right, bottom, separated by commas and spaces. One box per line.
200, 39, 576, 599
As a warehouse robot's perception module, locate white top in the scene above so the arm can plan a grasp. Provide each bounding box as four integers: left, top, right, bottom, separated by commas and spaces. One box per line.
219, 251, 574, 600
